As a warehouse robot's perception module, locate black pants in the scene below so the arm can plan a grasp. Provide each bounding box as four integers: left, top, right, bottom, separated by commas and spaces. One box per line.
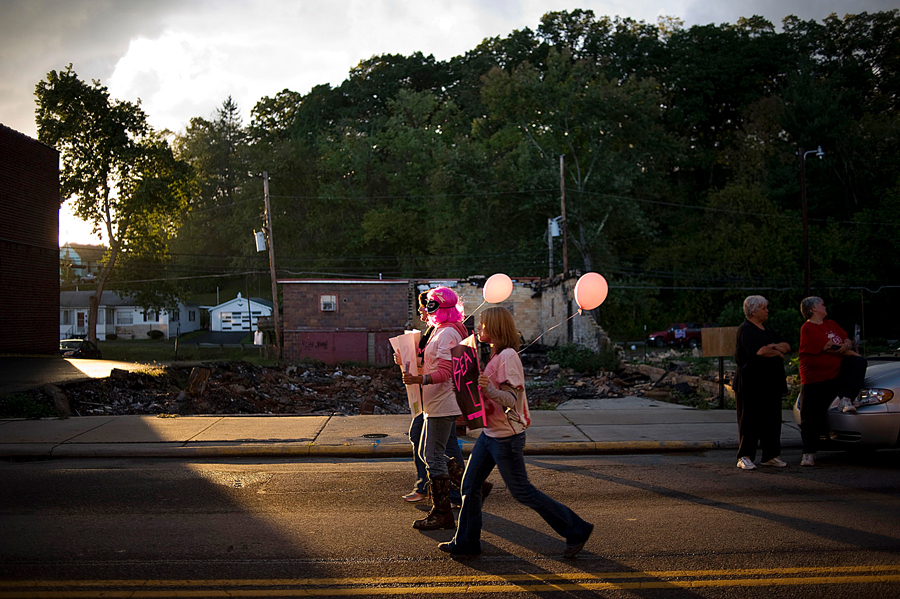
800, 355, 868, 454
735, 389, 783, 462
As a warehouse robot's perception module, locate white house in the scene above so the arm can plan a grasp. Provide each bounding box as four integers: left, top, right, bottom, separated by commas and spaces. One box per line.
59, 243, 106, 284
60, 291, 202, 340
202, 293, 273, 332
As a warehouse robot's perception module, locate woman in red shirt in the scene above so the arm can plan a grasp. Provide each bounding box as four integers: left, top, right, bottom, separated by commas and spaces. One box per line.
798, 297, 867, 466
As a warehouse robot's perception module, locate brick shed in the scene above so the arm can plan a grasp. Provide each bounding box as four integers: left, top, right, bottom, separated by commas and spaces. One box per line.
0, 124, 60, 354
279, 278, 413, 365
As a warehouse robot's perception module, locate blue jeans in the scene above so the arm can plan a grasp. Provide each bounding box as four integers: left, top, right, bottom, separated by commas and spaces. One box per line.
409, 414, 463, 500
449, 431, 592, 553
417, 415, 460, 479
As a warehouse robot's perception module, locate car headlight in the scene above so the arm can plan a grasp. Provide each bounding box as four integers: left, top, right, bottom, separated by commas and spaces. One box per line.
857, 388, 894, 406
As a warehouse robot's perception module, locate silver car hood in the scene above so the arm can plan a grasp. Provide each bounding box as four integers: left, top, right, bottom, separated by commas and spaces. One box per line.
864, 360, 900, 387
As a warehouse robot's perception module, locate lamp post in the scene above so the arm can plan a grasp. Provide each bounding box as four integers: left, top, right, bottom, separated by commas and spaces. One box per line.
799, 145, 825, 297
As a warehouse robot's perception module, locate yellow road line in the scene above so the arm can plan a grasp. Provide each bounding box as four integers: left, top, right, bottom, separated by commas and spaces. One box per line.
1, 567, 899, 597
3, 565, 900, 588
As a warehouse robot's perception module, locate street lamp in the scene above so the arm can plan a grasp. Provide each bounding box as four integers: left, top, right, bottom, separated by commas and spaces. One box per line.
799, 145, 825, 297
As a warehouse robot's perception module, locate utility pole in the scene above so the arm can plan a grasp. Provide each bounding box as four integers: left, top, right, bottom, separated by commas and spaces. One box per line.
263, 172, 283, 359
560, 155, 568, 275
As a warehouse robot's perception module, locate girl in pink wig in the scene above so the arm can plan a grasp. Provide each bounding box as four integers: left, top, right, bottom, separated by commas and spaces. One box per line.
401, 286, 465, 530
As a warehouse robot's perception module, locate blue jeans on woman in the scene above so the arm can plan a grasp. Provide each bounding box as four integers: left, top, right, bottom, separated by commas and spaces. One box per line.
409, 413, 463, 501
448, 431, 592, 554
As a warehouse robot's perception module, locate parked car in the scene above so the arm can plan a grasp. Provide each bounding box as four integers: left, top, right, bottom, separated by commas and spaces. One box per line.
59, 338, 102, 359
792, 343, 900, 449
646, 322, 718, 348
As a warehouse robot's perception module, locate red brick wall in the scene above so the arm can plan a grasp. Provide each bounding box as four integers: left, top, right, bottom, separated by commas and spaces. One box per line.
0, 125, 60, 354
280, 280, 410, 364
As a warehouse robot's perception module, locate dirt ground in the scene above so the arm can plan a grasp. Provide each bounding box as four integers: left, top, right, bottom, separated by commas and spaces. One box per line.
29, 348, 730, 417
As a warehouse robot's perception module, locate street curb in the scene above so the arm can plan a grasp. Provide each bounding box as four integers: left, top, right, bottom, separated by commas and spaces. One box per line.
0, 440, 786, 460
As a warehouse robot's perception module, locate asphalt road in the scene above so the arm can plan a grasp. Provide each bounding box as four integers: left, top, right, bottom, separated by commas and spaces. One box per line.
2, 448, 899, 597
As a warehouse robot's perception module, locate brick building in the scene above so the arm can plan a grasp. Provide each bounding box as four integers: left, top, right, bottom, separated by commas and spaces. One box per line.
278, 275, 610, 365
0, 124, 60, 355
418, 275, 608, 351
278, 278, 412, 364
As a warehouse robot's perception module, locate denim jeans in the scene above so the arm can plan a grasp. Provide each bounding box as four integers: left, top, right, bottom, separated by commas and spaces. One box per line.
410, 413, 463, 500
449, 431, 592, 553
419, 415, 459, 478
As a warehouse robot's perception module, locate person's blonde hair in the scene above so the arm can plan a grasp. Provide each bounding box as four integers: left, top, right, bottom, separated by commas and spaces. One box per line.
479, 307, 520, 353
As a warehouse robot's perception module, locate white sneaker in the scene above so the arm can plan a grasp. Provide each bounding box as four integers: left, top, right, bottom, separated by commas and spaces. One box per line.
736, 457, 756, 470
801, 453, 816, 467
761, 457, 787, 468
840, 397, 857, 413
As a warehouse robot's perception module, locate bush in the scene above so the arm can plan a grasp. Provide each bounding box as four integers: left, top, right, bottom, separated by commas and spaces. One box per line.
547, 344, 620, 374
106, 333, 117, 340
147, 330, 165, 340
0, 393, 60, 418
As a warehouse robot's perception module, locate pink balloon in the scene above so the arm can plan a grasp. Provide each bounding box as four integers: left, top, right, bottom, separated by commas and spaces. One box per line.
574, 272, 608, 310
483, 273, 513, 303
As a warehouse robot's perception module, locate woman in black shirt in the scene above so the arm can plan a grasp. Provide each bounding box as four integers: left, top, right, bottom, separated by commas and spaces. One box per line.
733, 295, 791, 470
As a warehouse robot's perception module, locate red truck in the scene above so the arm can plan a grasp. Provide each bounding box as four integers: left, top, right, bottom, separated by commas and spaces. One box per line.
646, 323, 718, 348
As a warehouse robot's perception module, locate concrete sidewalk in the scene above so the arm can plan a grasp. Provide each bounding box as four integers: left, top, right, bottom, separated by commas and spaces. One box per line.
0, 396, 802, 459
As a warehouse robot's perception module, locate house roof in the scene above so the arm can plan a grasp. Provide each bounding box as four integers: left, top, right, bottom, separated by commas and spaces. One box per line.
202, 294, 273, 311
60, 290, 136, 308
60, 290, 201, 309
278, 278, 410, 285
60, 243, 107, 263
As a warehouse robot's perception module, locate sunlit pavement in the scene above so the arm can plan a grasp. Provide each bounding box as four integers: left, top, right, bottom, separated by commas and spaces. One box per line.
0, 356, 154, 394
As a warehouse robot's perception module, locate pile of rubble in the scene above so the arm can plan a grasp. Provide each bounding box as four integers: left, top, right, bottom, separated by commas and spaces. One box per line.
33, 347, 737, 418
49, 362, 411, 417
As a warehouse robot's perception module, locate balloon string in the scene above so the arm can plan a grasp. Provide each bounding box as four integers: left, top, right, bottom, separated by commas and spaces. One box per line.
518, 310, 581, 355
463, 300, 487, 327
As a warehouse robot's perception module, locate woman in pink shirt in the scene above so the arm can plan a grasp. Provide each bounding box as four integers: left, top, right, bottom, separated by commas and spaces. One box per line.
438, 307, 593, 558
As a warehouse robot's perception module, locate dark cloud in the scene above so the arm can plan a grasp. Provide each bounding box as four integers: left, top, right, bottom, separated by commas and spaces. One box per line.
682, 0, 899, 27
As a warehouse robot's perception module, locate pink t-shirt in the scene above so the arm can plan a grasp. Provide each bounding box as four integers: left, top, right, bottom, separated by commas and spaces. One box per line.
482, 348, 532, 438
422, 325, 463, 418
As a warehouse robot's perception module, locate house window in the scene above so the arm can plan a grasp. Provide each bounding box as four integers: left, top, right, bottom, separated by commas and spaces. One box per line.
188, 310, 196, 322
171, 310, 180, 321
320, 294, 337, 312
143, 311, 158, 322
117, 311, 133, 325
61, 310, 72, 325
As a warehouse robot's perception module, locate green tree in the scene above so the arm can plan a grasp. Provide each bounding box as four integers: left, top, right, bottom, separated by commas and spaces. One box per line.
481, 48, 676, 273
36, 65, 190, 343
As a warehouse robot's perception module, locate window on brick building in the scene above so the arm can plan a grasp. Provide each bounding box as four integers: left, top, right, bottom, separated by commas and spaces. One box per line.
320, 294, 337, 312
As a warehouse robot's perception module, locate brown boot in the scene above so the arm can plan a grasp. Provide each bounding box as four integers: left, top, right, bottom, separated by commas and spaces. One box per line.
413, 475, 455, 530
448, 457, 493, 504
447, 457, 464, 491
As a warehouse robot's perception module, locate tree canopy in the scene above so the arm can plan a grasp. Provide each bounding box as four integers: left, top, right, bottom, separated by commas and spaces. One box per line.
37, 65, 190, 342
45, 9, 900, 340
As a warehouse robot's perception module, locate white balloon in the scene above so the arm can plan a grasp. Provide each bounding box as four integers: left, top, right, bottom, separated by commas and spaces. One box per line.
483, 273, 513, 303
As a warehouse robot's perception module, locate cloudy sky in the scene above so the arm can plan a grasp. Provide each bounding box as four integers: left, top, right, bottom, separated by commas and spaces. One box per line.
0, 0, 895, 244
